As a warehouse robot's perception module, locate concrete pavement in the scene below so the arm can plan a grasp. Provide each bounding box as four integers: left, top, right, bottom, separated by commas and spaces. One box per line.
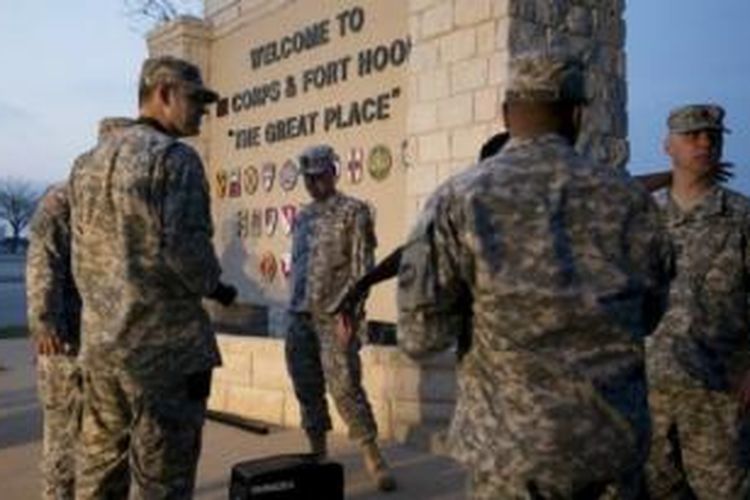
0, 338, 466, 499
0, 254, 26, 327
0, 282, 26, 327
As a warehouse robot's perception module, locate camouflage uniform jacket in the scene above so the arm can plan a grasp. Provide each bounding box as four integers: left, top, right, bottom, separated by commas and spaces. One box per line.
68, 119, 222, 382
289, 192, 376, 316
398, 133, 672, 482
647, 186, 750, 392
26, 183, 81, 349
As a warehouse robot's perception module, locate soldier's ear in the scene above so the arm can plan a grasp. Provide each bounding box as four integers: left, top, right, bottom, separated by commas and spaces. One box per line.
157, 82, 173, 106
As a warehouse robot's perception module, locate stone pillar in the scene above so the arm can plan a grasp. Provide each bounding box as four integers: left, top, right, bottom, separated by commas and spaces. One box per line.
146, 15, 212, 74
503, 0, 628, 168
405, 0, 627, 225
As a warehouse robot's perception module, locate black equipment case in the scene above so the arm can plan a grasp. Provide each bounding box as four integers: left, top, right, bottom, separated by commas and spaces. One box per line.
229, 453, 344, 500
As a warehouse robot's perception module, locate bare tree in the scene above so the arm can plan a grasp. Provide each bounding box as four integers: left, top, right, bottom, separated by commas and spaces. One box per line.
124, 0, 203, 30
0, 178, 40, 253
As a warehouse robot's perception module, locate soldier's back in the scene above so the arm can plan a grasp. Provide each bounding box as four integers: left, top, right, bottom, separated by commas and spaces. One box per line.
69, 122, 219, 377
441, 132, 669, 484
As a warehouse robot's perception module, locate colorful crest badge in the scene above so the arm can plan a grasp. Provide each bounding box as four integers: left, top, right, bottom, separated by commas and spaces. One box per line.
250, 209, 263, 237
216, 170, 228, 199
280, 252, 292, 279
243, 165, 259, 195
228, 169, 242, 198
367, 144, 393, 181
261, 162, 276, 192
259, 251, 277, 283
281, 204, 297, 235
347, 147, 365, 184
279, 159, 299, 191
237, 209, 249, 238
264, 207, 279, 236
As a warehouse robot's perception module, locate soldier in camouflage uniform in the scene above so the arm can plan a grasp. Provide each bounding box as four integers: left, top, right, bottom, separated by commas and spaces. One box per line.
69, 56, 236, 499
644, 105, 750, 499
27, 182, 81, 500
397, 52, 673, 499
286, 144, 396, 491
26, 117, 133, 500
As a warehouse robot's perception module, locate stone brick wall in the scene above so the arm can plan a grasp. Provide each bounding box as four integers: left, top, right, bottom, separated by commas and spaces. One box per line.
405, 0, 504, 227
209, 335, 457, 446
405, 0, 627, 226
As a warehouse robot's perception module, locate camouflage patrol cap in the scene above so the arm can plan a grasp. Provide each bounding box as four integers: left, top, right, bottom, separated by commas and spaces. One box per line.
667, 104, 730, 134
299, 144, 338, 175
505, 51, 587, 104
139, 55, 219, 103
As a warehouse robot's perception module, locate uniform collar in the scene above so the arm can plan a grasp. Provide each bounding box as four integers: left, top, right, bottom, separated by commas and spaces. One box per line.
666, 185, 726, 225
136, 116, 171, 136
310, 190, 342, 210
504, 132, 571, 152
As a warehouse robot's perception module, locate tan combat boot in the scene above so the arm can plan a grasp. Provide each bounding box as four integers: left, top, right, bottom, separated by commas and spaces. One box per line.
361, 440, 396, 492
306, 430, 327, 461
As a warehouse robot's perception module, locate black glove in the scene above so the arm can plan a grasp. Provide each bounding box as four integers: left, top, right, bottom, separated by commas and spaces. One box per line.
208, 282, 237, 306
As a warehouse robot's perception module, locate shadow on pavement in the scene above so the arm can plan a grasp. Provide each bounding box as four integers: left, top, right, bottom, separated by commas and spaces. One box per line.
336, 444, 466, 500
193, 478, 228, 497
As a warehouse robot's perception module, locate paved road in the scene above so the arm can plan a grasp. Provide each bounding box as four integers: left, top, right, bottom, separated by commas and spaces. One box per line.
0, 283, 26, 327
0, 255, 26, 327
0, 338, 466, 499
0, 254, 25, 281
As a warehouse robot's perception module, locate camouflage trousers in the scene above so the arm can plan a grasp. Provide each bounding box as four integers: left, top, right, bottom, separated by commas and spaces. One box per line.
467, 465, 646, 500
37, 355, 80, 500
285, 312, 377, 442
76, 366, 211, 500
645, 384, 750, 499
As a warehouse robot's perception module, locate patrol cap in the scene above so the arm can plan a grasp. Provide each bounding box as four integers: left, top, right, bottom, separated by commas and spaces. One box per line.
667, 104, 730, 134
139, 56, 219, 103
299, 144, 338, 175
505, 51, 587, 104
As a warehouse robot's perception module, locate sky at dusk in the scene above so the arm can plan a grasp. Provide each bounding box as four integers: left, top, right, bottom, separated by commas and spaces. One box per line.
0, 1, 748, 192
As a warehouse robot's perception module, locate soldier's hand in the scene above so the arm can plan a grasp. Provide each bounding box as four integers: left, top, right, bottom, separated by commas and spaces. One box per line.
35, 333, 64, 356
737, 370, 750, 416
335, 314, 354, 349
209, 282, 237, 307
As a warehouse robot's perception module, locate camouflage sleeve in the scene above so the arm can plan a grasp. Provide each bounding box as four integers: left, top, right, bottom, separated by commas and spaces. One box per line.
327, 203, 377, 316
397, 188, 471, 358
160, 145, 222, 297
350, 204, 376, 289
25, 203, 67, 340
